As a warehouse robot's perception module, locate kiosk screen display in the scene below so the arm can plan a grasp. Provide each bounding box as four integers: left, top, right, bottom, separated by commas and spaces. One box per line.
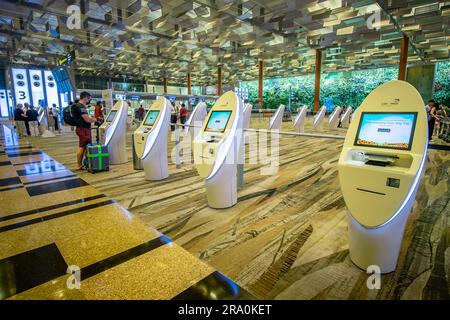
88, 109, 95, 116
205, 111, 232, 133
144, 110, 159, 126
354, 112, 417, 150
106, 110, 117, 122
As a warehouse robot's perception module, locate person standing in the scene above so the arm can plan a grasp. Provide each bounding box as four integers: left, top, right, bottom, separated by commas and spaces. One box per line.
51, 103, 60, 133
179, 103, 188, 128
23, 102, 31, 136
26, 105, 40, 136
138, 104, 145, 121
426, 100, 435, 141
73, 92, 97, 170
170, 102, 179, 131
94, 101, 104, 123
429, 102, 442, 141
13, 103, 26, 137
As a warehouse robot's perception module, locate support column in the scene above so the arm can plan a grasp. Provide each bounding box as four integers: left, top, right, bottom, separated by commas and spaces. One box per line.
398, 35, 409, 81
217, 65, 222, 96
258, 59, 263, 110
313, 49, 322, 113
163, 76, 167, 94
187, 72, 191, 109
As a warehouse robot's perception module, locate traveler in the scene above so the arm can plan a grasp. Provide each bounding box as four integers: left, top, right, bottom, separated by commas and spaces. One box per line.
429, 103, 442, 141
26, 105, 40, 136
73, 92, 97, 170
170, 102, 179, 131
179, 103, 188, 128
95, 101, 104, 123
13, 103, 26, 137
23, 102, 31, 136
138, 105, 145, 121
51, 103, 60, 132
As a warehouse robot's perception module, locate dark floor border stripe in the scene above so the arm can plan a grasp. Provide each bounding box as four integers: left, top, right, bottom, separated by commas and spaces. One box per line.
22, 174, 76, 186
429, 144, 450, 151
7, 151, 43, 158
0, 185, 24, 192
4, 145, 33, 151
80, 235, 171, 281
0, 161, 12, 166
13, 159, 56, 166
0, 194, 107, 222
0, 243, 68, 300
26, 178, 89, 197
172, 271, 256, 300
0, 199, 115, 233
0, 176, 21, 187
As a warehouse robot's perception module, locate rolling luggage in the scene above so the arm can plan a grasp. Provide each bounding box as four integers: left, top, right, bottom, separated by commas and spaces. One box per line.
85, 126, 109, 173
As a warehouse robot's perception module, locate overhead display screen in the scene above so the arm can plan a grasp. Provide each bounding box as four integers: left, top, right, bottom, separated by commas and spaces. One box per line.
205, 111, 232, 133
106, 110, 117, 122
354, 112, 417, 150
144, 110, 159, 126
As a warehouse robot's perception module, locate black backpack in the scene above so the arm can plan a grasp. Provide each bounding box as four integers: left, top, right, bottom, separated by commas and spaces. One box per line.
63, 105, 79, 126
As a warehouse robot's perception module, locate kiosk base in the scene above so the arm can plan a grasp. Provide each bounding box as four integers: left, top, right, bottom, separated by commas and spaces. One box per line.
142, 151, 169, 181
205, 164, 237, 209
347, 205, 411, 274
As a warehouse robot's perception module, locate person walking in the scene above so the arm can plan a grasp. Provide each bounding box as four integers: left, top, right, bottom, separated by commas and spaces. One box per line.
426, 100, 436, 141
13, 103, 26, 138
429, 102, 442, 141
73, 92, 97, 170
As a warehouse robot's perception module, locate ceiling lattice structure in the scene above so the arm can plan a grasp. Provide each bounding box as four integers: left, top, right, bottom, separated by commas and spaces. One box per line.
0, 0, 448, 85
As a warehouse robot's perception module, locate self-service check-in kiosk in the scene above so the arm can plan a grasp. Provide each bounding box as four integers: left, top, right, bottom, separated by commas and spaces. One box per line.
269, 104, 285, 130
328, 106, 342, 129
99, 99, 128, 164
313, 106, 326, 132
340, 107, 353, 128
338, 80, 427, 273
193, 91, 243, 208
133, 97, 171, 180
293, 105, 307, 132
184, 102, 207, 140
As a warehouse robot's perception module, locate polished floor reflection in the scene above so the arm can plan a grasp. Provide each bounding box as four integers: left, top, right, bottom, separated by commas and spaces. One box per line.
0, 125, 251, 300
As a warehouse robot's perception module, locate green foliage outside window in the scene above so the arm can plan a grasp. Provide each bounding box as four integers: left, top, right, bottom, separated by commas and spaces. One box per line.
240, 61, 449, 109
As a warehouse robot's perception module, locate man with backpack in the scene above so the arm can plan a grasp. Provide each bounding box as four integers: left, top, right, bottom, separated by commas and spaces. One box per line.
64, 92, 97, 170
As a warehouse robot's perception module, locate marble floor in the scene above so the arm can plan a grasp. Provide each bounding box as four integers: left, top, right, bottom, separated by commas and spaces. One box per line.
12, 116, 450, 300
0, 125, 252, 300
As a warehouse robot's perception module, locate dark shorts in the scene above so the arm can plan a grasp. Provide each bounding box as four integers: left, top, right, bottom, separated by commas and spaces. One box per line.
76, 127, 92, 147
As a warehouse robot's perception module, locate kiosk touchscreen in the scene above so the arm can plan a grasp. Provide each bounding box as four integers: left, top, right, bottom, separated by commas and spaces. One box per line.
340, 107, 352, 128
328, 106, 342, 129
193, 91, 243, 208
269, 104, 285, 130
338, 80, 427, 273
184, 101, 207, 140
313, 106, 326, 132
133, 97, 171, 180
99, 99, 128, 164
293, 105, 307, 132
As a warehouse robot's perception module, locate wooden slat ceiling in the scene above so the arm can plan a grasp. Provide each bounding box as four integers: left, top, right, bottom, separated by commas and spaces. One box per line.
0, 0, 448, 85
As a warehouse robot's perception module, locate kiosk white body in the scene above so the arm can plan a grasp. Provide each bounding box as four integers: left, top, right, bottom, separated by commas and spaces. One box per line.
243, 103, 252, 130
184, 102, 207, 140
313, 106, 326, 132
340, 107, 353, 128
193, 91, 243, 208
328, 106, 342, 129
293, 106, 307, 132
338, 80, 427, 273
269, 104, 285, 130
99, 100, 128, 164
133, 97, 171, 180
